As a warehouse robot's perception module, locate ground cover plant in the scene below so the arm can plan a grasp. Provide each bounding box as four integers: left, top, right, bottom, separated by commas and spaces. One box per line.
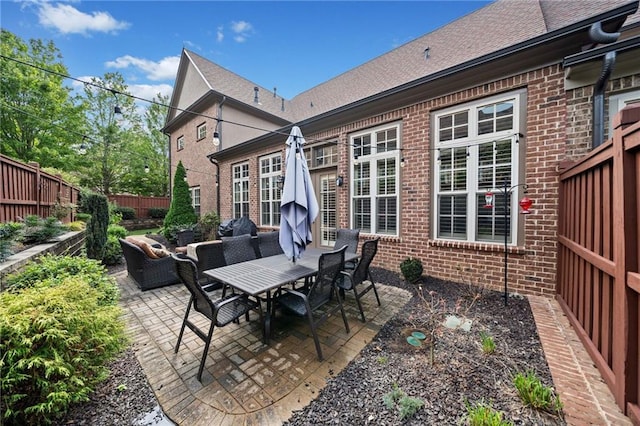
0, 256, 127, 425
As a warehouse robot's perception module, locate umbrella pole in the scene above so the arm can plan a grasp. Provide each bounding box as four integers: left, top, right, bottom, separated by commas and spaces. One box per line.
292, 136, 298, 263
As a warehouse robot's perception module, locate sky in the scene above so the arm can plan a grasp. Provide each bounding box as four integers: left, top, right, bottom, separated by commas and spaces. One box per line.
1, 0, 491, 103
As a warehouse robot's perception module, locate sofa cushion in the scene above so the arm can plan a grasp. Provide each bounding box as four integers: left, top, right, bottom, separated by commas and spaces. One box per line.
125, 236, 160, 259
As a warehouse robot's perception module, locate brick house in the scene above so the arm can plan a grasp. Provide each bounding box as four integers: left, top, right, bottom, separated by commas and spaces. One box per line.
163, 0, 640, 297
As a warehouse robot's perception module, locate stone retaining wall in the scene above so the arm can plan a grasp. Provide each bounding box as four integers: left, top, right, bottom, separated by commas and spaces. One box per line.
0, 231, 85, 290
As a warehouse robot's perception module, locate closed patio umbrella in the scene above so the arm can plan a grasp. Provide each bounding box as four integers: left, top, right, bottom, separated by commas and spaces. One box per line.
279, 126, 319, 261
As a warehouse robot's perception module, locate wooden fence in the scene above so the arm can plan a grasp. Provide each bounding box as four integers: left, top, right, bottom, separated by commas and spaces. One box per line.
108, 194, 169, 219
557, 104, 639, 423
1, 154, 80, 223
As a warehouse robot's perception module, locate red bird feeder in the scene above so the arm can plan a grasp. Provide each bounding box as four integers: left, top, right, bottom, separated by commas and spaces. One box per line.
519, 196, 532, 214
484, 191, 494, 208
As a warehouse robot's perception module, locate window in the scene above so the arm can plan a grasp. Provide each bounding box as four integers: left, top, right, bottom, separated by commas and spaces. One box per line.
190, 186, 201, 216
197, 123, 207, 141
608, 89, 640, 137
232, 162, 250, 218
177, 135, 184, 151
312, 143, 338, 168
259, 154, 282, 226
350, 123, 400, 235
433, 91, 525, 245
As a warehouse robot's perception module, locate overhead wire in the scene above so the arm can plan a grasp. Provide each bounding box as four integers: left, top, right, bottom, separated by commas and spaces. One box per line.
1, 53, 525, 156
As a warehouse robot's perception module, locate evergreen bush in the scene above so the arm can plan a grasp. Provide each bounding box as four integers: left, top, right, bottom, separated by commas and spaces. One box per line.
84, 193, 109, 261
19, 215, 66, 244
0, 279, 127, 425
113, 206, 136, 220
148, 207, 168, 218
400, 257, 424, 283
162, 161, 197, 237
0, 222, 23, 263
4, 254, 119, 306
198, 210, 220, 241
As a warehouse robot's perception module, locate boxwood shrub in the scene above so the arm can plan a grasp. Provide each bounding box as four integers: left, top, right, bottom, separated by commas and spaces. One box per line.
0, 278, 128, 425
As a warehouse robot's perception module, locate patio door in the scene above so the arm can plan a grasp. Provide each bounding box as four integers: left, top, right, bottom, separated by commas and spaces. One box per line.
311, 171, 337, 248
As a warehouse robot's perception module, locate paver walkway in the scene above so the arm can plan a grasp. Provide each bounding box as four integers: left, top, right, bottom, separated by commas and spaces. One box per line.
117, 271, 412, 425
117, 272, 633, 425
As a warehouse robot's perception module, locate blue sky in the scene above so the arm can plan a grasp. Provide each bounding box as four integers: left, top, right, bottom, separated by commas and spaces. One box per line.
2, 1, 491, 102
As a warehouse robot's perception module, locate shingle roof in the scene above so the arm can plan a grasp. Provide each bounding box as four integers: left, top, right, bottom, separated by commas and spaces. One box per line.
183, 0, 638, 125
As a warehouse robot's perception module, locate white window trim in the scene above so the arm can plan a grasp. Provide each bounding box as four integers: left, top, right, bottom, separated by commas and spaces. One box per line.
349, 122, 401, 236
259, 153, 282, 226
177, 135, 184, 151
197, 123, 207, 141
190, 186, 201, 215
432, 90, 526, 246
232, 162, 250, 218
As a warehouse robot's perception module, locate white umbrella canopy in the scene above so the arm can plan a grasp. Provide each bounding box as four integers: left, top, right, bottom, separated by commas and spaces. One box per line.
279, 126, 319, 261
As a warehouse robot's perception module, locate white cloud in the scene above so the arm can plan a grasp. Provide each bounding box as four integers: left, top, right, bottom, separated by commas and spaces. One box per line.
129, 83, 173, 102
36, 2, 130, 35
216, 26, 224, 43
230, 20, 253, 43
105, 55, 180, 81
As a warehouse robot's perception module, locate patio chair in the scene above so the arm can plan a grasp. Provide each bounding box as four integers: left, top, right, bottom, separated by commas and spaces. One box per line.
222, 234, 258, 265
257, 231, 283, 258
187, 240, 226, 292
334, 228, 360, 270
172, 254, 262, 382
176, 229, 195, 246
273, 246, 350, 361
338, 238, 381, 322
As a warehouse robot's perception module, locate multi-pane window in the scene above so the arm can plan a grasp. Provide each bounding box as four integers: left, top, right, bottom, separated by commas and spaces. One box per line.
350, 123, 400, 235
197, 123, 206, 140
190, 186, 201, 216
232, 162, 250, 218
312, 144, 338, 167
433, 91, 524, 245
259, 154, 282, 226
177, 135, 184, 151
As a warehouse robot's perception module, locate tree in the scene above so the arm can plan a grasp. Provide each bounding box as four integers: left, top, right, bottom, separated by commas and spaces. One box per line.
78, 73, 140, 195
163, 161, 197, 232
0, 29, 87, 170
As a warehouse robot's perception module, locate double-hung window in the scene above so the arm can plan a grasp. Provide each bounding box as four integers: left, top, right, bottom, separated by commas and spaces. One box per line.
177, 135, 184, 151
197, 123, 206, 141
350, 123, 400, 236
259, 154, 282, 226
190, 186, 201, 216
232, 162, 250, 218
433, 90, 525, 245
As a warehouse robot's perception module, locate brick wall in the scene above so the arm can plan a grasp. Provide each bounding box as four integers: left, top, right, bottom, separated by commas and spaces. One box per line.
209, 64, 573, 297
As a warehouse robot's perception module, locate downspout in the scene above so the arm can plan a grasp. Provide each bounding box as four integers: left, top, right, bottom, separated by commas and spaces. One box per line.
589, 22, 620, 148
208, 157, 221, 216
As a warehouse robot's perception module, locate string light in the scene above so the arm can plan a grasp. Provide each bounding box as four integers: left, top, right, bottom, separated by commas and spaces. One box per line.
1, 54, 526, 166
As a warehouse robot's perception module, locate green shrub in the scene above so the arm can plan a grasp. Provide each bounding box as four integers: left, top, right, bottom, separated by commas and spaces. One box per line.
163, 161, 197, 232
108, 224, 127, 239
198, 210, 220, 241
465, 400, 513, 426
102, 236, 123, 266
84, 193, 109, 261
480, 331, 496, 354
0, 278, 128, 425
113, 206, 136, 220
162, 223, 195, 243
19, 215, 66, 245
382, 383, 424, 420
0, 222, 23, 262
400, 257, 423, 283
148, 207, 168, 219
4, 254, 119, 306
513, 370, 563, 415
66, 221, 86, 231
75, 212, 91, 222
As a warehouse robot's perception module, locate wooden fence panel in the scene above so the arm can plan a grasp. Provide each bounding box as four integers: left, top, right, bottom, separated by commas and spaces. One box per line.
557, 105, 640, 422
108, 194, 169, 219
1, 154, 79, 223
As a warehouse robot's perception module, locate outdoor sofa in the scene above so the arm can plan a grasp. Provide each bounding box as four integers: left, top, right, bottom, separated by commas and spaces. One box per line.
119, 237, 180, 290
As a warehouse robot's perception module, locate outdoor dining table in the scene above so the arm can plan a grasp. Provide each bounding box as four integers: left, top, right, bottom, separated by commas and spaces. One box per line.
203, 247, 358, 344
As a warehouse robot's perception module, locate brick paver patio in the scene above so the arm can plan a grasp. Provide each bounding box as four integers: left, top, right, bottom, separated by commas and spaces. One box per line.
117, 272, 632, 425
